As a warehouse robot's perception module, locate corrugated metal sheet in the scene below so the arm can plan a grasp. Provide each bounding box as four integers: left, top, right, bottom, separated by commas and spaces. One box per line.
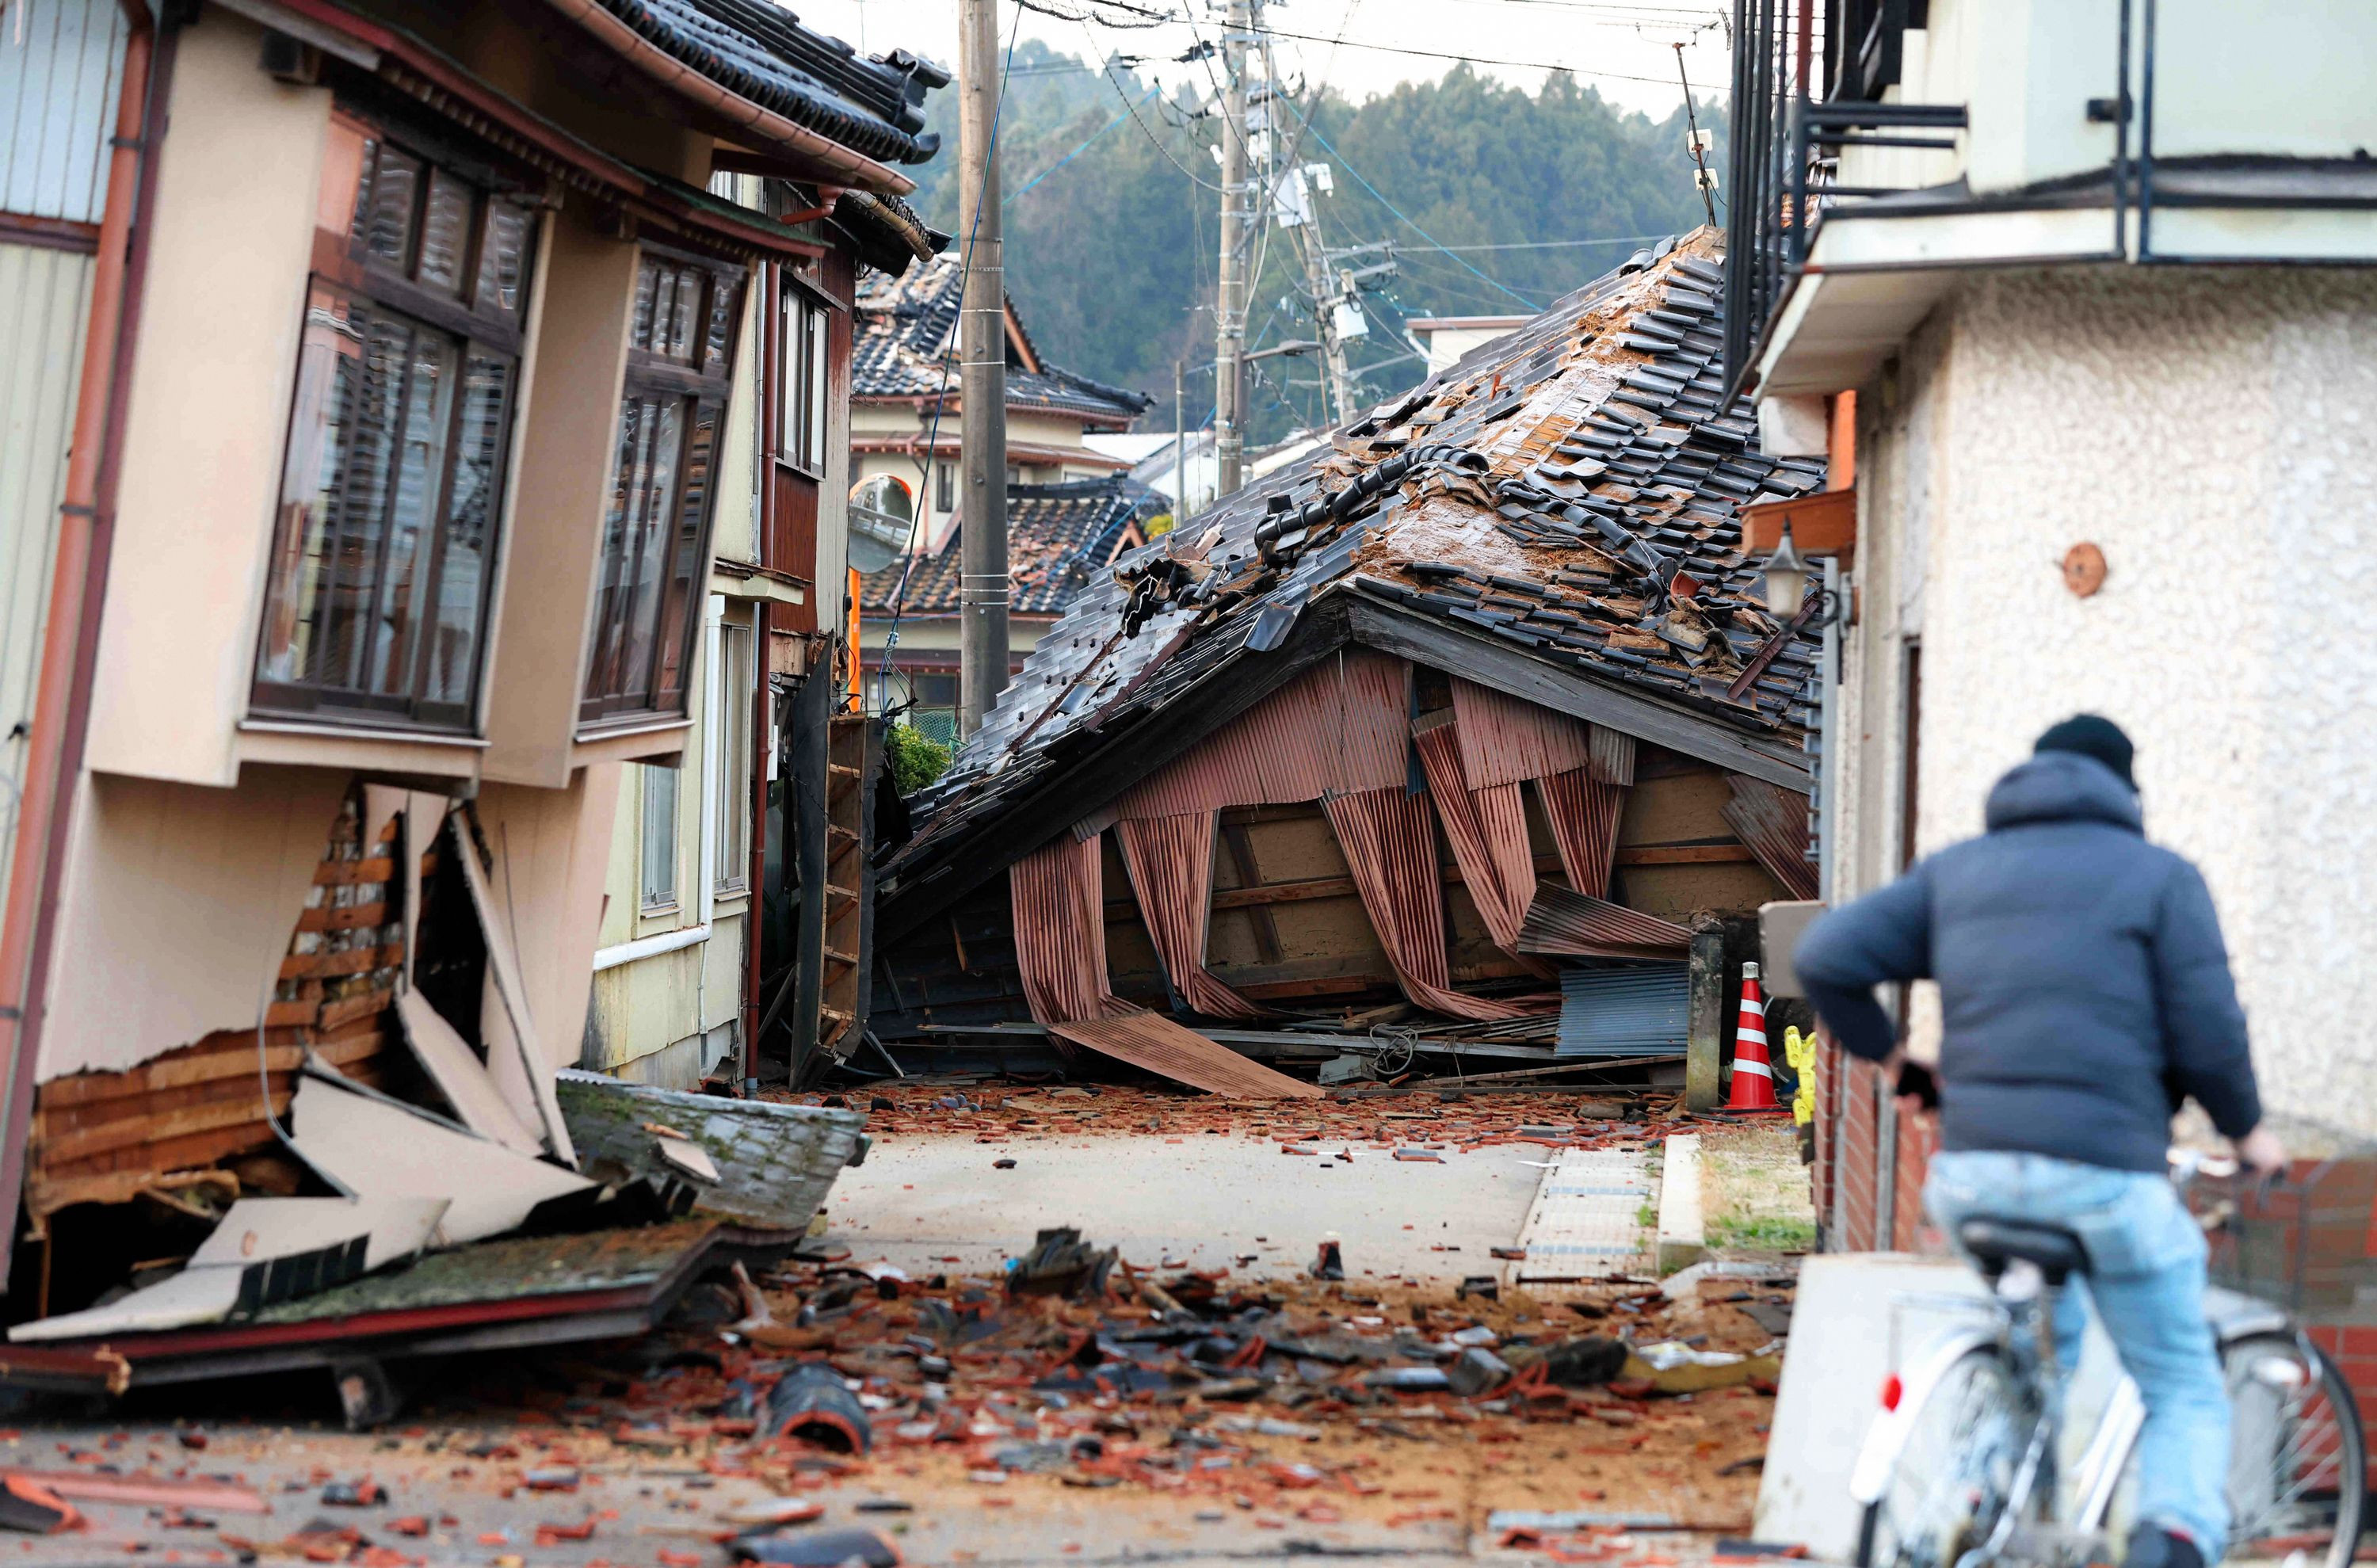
1723, 773, 1818, 899
1, 0, 127, 224
1448, 679, 1593, 789
1520, 883, 1692, 960
1008, 834, 1124, 1024
1537, 767, 1627, 898
1051, 1011, 1322, 1100
1321, 786, 1543, 1023
1118, 650, 1410, 818
1113, 812, 1269, 1021
1413, 722, 1528, 952
0, 242, 92, 949
1556, 964, 1690, 1057
1587, 726, 1637, 786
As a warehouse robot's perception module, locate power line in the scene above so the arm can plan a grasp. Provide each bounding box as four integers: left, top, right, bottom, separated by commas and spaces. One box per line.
1431, 233, 1673, 251
1237, 19, 1727, 86
1003, 86, 1154, 206
1274, 98, 1540, 310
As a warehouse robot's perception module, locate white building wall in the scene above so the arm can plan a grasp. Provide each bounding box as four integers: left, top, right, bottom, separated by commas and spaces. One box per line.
1846, 265, 2377, 1125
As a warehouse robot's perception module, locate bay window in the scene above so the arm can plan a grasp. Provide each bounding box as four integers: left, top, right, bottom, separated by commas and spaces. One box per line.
254, 109, 534, 730
582, 250, 747, 727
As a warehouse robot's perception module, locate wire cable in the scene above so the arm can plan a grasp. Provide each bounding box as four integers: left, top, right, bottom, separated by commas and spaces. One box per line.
1276, 99, 1540, 310
1004, 86, 1154, 208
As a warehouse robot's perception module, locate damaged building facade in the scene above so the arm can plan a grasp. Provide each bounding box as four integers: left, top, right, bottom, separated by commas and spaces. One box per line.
876, 236, 1828, 1097
0, 0, 935, 1360
1725, 0, 2377, 1253
853, 254, 1159, 740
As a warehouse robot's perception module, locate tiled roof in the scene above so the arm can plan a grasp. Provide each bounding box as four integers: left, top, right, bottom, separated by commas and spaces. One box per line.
853, 255, 1154, 420
586, 0, 947, 167
879, 234, 1826, 928
861, 475, 1169, 617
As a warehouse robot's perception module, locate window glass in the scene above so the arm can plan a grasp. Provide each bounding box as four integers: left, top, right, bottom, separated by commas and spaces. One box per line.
582, 252, 743, 727
415, 168, 472, 295
361, 145, 419, 270
639, 763, 679, 910
715, 621, 753, 893
805, 305, 829, 471
474, 203, 528, 319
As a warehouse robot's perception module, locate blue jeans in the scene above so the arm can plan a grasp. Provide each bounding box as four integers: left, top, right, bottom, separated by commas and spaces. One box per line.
1925, 1150, 2230, 1559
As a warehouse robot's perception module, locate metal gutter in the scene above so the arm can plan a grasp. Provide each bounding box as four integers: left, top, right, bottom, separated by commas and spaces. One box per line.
0, 2, 166, 1295
536, 0, 914, 197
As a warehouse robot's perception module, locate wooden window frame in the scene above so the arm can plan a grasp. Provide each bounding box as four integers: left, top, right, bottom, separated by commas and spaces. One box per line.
579, 242, 747, 731
250, 105, 537, 733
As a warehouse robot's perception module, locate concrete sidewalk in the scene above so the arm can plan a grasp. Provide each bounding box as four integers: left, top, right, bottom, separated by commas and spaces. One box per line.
826, 1133, 1549, 1281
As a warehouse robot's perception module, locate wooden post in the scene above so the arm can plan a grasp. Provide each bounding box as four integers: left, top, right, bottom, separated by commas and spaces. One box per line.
1686, 923, 1726, 1112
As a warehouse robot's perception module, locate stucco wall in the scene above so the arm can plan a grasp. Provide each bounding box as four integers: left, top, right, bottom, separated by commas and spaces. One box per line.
1845, 264, 2377, 1125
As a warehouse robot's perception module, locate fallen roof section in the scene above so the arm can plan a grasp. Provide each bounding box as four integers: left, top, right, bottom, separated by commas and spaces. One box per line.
1048, 1013, 1326, 1100
879, 233, 1822, 943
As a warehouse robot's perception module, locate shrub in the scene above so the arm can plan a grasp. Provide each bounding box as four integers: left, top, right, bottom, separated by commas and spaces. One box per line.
885, 722, 952, 795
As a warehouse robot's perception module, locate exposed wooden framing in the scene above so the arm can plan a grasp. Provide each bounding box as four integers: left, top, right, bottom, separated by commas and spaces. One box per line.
1344, 596, 1811, 792
877, 597, 1356, 944
1215, 820, 1282, 963
1101, 841, 1753, 920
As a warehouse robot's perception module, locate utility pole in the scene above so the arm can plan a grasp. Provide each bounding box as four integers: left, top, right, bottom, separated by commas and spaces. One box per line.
1214, 0, 1250, 498
1297, 235, 1354, 425
956, 0, 1008, 736
1173, 357, 1187, 525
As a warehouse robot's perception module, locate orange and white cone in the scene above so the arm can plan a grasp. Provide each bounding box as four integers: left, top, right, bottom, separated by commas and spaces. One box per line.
1724, 960, 1782, 1112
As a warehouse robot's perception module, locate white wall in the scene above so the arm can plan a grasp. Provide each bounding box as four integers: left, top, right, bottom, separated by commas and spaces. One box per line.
1841, 264, 2377, 1126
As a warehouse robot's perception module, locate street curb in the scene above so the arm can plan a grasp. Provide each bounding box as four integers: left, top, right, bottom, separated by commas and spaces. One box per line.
1655, 1132, 1708, 1273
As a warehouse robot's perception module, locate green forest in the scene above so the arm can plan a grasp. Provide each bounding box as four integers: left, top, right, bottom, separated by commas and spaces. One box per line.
906, 42, 1724, 444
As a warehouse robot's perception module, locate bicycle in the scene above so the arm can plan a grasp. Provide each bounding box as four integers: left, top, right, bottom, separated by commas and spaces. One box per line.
1851, 1149, 2368, 1568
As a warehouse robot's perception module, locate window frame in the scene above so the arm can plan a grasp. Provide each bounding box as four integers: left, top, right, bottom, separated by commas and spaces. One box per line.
776, 277, 834, 478
639, 761, 681, 913
579, 242, 748, 731
250, 105, 538, 734
713, 618, 754, 896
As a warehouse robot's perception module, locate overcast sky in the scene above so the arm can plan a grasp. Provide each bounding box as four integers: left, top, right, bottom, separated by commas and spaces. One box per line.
797, 0, 1735, 124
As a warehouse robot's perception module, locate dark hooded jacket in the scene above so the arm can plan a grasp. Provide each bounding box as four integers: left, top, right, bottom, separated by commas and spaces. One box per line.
1794, 751, 2260, 1173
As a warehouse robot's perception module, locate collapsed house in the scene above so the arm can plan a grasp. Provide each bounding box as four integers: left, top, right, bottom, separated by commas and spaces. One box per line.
872, 235, 1826, 1093
0, 0, 932, 1397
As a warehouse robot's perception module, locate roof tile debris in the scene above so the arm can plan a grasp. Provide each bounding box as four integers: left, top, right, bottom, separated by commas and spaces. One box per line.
854, 254, 1156, 421
862, 475, 1169, 617
884, 234, 1821, 898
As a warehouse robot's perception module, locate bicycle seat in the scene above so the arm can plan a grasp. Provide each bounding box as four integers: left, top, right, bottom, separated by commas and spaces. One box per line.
1957, 1217, 2089, 1284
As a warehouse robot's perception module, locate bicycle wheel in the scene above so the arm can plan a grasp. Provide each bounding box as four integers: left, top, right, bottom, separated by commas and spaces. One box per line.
2222, 1332, 2366, 1568
1859, 1346, 2032, 1568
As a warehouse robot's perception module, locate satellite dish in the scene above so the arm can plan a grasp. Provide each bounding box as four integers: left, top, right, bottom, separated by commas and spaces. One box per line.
848, 475, 914, 574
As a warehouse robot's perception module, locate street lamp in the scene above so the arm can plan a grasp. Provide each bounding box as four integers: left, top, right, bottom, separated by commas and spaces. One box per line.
1761, 521, 1811, 616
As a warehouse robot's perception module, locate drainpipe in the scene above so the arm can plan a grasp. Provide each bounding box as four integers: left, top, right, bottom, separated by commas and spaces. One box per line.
0, 0, 171, 1289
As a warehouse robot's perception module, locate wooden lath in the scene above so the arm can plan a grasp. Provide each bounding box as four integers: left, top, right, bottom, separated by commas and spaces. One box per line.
25, 788, 423, 1220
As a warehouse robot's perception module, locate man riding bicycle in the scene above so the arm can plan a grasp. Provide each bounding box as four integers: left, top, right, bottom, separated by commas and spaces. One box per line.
1795, 715, 2287, 1568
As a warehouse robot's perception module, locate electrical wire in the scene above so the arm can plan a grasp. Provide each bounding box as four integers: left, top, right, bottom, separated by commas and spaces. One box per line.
1275, 99, 1540, 309
1234, 18, 1727, 86
874, 3, 1023, 689
1004, 86, 1154, 208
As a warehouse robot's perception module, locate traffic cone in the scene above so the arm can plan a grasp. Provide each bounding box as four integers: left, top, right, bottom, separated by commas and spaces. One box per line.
1725, 961, 1782, 1112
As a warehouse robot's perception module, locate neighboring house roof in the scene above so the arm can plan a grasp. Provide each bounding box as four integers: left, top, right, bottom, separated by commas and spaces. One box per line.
581, 0, 947, 168
879, 233, 1826, 937
853, 254, 1154, 422
860, 475, 1169, 619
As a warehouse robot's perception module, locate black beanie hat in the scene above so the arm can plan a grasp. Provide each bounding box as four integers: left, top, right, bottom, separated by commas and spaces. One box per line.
2035, 714, 2135, 788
